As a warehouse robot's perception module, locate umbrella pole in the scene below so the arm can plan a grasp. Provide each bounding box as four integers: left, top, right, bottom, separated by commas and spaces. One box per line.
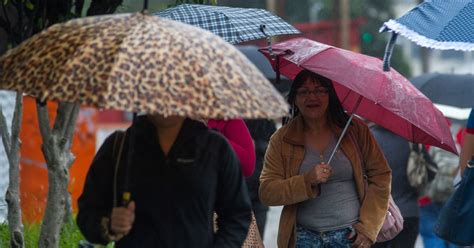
326, 95, 363, 164
326, 114, 354, 164
260, 24, 283, 92
123, 112, 137, 206
382, 32, 398, 72
260, 24, 275, 59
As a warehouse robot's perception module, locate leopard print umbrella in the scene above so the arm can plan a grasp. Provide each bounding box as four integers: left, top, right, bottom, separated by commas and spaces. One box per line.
0, 12, 288, 119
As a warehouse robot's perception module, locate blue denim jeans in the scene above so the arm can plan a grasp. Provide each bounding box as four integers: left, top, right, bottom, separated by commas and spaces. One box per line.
296, 225, 354, 248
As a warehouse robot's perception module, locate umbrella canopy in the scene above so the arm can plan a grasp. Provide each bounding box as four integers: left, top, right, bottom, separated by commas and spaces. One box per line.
381, 0, 474, 51
154, 4, 300, 44
0, 12, 288, 119
237, 45, 291, 93
411, 73, 474, 108
259, 38, 457, 154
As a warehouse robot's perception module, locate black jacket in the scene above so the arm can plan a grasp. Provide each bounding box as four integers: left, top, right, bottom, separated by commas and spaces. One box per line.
77, 117, 252, 247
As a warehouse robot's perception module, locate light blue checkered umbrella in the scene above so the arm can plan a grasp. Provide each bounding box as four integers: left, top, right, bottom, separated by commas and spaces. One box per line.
154, 4, 300, 44
380, 0, 474, 70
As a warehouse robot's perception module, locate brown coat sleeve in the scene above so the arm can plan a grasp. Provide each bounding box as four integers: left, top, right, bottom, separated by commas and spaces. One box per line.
259, 130, 318, 206
351, 120, 392, 242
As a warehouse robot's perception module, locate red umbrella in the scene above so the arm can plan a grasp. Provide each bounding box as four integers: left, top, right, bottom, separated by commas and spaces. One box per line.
260, 38, 457, 155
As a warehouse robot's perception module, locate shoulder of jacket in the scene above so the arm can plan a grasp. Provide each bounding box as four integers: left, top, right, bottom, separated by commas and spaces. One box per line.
349, 117, 370, 134
197, 128, 228, 146
270, 124, 289, 141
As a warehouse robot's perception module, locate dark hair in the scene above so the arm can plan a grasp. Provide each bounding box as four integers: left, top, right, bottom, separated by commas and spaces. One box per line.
286, 70, 349, 128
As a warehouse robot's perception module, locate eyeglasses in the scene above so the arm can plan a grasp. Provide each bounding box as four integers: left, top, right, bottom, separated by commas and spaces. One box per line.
296, 87, 329, 97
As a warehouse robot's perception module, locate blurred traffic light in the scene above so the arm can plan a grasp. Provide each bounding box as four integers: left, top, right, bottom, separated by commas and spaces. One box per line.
361, 32, 373, 43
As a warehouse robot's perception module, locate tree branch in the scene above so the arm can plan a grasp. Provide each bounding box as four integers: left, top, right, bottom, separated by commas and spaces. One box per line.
87, 0, 123, 16
36, 100, 52, 142
75, 0, 85, 16
1, 3, 12, 31
10, 91, 23, 153
10, 0, 24, 45
52, 101, 71, 136
54, 102, 79, 152
0, 3, 15, 41
62, 102, 80, 150
12, 0, 24, 42
0, 17, 11, 34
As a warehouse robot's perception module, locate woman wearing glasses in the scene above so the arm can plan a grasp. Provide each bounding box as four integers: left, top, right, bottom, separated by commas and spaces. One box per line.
259, 70, 391, 248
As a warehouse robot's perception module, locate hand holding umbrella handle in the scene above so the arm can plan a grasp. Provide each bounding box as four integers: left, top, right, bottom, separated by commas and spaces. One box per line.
122, 191, 131, 206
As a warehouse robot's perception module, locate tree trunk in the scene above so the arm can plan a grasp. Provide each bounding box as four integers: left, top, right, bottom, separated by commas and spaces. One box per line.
0, 92, 24, 248
37, 102, 79, 248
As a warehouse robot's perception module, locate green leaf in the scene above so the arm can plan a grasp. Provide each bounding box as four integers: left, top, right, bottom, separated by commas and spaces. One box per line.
25, 1, 34, 10
210, 0, 217, 5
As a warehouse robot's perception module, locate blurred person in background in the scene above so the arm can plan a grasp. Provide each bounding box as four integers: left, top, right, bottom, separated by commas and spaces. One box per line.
418, 119, 459, 248
207, 119, 256, 177
370, 125, 419, 248
244, 119, 277, 237
208, 119, 267, 246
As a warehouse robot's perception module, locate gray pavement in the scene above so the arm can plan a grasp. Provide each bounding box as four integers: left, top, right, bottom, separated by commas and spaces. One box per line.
262, 206, 424, 248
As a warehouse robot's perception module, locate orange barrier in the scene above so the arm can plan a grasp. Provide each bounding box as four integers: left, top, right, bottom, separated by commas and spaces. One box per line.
20, 97, 97, 222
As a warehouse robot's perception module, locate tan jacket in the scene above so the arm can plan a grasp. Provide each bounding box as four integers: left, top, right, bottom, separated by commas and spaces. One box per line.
259, 115, 391, 247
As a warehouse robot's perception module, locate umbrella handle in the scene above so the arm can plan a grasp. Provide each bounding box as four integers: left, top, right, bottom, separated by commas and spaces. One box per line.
122, 192, 131, 206
382, 32, 398, 72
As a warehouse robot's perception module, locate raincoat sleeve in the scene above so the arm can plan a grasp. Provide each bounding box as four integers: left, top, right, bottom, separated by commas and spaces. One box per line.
352, 120, 392, 242
213, 136, 252, 247
259, 131, 318, 206
77, 133, 117, 245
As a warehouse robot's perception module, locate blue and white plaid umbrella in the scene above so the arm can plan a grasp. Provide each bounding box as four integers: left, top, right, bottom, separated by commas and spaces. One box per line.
155, 4, 300, 44
380, 0, 474, 71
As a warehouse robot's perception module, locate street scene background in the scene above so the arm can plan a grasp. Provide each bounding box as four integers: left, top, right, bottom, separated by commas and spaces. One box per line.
0, 0, 472, 247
